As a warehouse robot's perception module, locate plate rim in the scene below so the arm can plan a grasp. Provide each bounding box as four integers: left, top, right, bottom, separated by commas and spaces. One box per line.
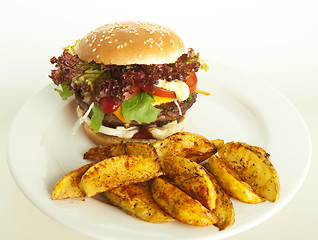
6, 62, 312, 240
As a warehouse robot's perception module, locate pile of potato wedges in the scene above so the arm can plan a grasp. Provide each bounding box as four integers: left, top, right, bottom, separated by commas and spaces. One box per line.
51, 132, 280, 230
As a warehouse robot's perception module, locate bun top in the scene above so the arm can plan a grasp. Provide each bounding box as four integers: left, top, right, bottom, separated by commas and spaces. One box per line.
75, 21, 185, 65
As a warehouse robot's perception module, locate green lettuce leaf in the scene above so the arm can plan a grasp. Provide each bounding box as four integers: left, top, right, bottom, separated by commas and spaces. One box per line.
90, 105, 105, 132
121, 91, 162, 124
64, 39, 80, 55
54, 82, 74, 100
199, 59, 209, 72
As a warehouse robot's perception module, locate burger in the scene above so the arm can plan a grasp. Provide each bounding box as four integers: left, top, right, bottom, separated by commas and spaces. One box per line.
49, 21, 208, 144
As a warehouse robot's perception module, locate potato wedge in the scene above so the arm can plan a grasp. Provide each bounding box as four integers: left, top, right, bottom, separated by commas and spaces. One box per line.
153, 132, 216, 163
205, 155, 264, 204
51, 163, 94, 200
159, 156, 217, 211
104, 183, 174, 223
210, 139, 224, 152
83, 143, 157, 161
124, 143, 158, 159
83, 144, 126, 161
80, 155, 163, 197
151, 177, 218, 227
218, 142, 280, 202
204, 169, 235, 230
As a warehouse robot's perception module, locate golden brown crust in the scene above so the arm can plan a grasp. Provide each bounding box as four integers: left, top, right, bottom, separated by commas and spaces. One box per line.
75, 21, 185, 65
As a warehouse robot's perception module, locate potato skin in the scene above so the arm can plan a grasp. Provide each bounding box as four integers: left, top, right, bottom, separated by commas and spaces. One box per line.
159, 156, 217, 211
151, 178, 218, 227
206, 155, 265, 204
83, 143, 157, 161
218, 142, 280, 202
204, 169, 235, 230
80, 155, 163, 197
105, 183, 174, 223
153, 132, 216, 163
51, 163, 94, 200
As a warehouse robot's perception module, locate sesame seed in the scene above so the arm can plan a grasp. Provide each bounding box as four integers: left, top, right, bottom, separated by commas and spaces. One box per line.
96, 55, 100, 58
108, 41, 112, 44
114, 39, 118, 42
138, 54, 142, 58
129, 39, 133, 43
124, 42, 127, 47
149, 44, 152, 48
85, 39, 89, 43
89, 44, 92, 47
100, 39, 103, 42
92, 48, 96, 52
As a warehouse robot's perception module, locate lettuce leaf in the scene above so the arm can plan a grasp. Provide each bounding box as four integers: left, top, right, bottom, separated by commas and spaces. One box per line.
54, 82, 73, 100
64, 39, 80, 55
199, 59, 209, 72
90, 105, 105, 132
121, 91, 162, 124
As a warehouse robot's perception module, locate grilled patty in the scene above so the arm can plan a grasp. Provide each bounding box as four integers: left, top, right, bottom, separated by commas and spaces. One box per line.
75, 92, 197, 128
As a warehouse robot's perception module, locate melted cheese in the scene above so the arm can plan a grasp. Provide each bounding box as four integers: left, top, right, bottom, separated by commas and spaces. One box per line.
152, 95, 174, 106
113, 106, 130, 123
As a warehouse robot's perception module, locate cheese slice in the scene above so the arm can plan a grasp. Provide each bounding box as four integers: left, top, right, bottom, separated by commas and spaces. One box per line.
152, 96, 174, 105
113, 106, 130, 123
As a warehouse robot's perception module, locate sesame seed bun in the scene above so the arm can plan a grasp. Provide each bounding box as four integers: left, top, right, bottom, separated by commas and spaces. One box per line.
75, 21, 185, 65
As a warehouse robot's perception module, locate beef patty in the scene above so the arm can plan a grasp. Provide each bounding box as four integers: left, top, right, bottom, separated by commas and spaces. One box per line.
75, 92, 197, 128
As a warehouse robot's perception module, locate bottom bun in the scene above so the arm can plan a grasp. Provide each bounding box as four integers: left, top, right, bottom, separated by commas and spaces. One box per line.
81, 121, 157, 145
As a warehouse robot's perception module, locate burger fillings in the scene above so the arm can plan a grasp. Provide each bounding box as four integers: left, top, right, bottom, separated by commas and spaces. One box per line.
49, 21, 209, 143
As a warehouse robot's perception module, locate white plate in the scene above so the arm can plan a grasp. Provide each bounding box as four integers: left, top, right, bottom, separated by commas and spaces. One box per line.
7, 62, 312, 240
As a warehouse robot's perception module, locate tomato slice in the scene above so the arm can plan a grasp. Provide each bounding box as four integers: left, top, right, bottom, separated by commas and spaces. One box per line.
135, 71, 198, 98
123, 86, 141, 100
100, 96, 121, 114
135, 80, 176, 98
100, 87, 141, 114
184, 71, 198, 94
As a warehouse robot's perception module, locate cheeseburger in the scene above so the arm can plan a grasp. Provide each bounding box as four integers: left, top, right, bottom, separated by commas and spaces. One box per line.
49, 21, 208, 144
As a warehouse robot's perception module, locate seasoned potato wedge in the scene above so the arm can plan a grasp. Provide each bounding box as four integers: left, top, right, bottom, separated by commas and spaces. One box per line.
204, 169, 235, 230
218, 142, 280, 202
80, 155, 163, 197
124, 143, 158, 159
153, 132, 216, 163
104, 183, 174, 223
205, 155, 264, 204
210, 139, 224, 152
83, 143, 157, 161
151, 178, 218, 227
83, 144, 126, 161
51, 163, 94, 200
159, 156, 217, 211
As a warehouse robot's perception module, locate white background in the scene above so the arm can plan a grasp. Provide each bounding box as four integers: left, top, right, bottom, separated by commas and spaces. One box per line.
1, 0, 317, 239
